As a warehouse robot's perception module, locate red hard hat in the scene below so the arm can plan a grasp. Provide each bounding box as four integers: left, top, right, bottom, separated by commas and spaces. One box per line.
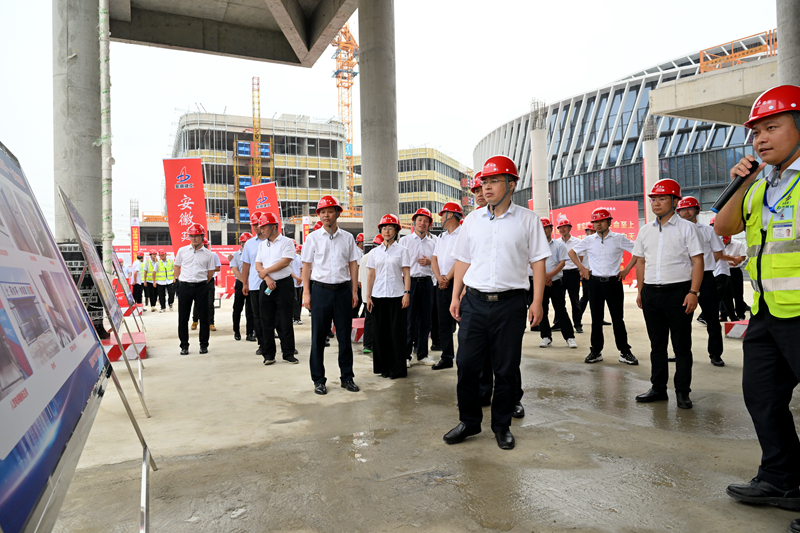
439, 202, 463, 216
296, 244, 303, 253
556, 218, 571, 229
372, 234, 384, 245
649, 178, 682, 199
356, 233, 364, 242
541, 217, 553, 227
158, 249, 165, 254
258, 213, 279, 226
723, 235, 731, 245
239, 232, 253, 243
316, 195, 342, 214
249, 211, 264, 225
676, 196, 700, 211
149, 249, 157, 255
313, 221, 323, 231
710, 216, 716, 226
482, 155, 519, 181
591, 208, 612, 222
471, 171, 483, 193
744, 85, 800, 129
136, 251, 144, 258
378, 213, 401, 229
585, 222, 595, 231
459, 219, 464, 226
203, 238, 209, 246
412, 208, 433, 223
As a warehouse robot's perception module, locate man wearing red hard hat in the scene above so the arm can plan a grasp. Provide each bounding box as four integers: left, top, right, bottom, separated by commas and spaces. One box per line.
568, 207, 638, 366
230, 232, 254, 341
241, 211, 269, 354
430, 202, 464, 370
555, 217, 586, 334
714, 85, 800, 529
173, 223, 216, 355
444, 155, 550, 450
632, 179, 704, 409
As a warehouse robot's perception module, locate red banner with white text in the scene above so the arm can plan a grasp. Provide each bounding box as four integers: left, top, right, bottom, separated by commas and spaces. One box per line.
244, 182, 282, 233
130, 216, 140, 262
163, 158, 208, 256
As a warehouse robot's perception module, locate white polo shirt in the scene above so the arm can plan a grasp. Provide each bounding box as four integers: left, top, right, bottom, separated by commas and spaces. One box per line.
400, 232, 437, 277
301, 226, 360, 284
694, 223, 724, 272
545, 238, 568, 282
241, 236, 268, 290
571, 231, 635, 278
561, 235, 583, 270
725, 239, 748, 270
432, 226, 460, 277
366, 242, 413, 298
452, 203, 551, 292
632, 214, 703, 285
131, 259, 143, 285
255, 235, 295, 281
174, 244, 216, 283
292, 254, 303, 287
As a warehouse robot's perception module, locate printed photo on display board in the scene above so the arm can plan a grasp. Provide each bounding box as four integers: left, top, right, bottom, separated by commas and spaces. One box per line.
0, 141, 107, 533
112, 251, 136, 309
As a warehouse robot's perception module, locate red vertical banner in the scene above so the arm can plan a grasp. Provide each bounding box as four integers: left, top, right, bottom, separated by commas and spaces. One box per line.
163, 158, 208, 255
244, 182, 282, 233
130, 216, 140, 262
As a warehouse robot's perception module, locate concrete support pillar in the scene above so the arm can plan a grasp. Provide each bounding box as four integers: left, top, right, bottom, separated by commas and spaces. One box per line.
53, 0, 102, 242
358, 0, 399, 243
642, 117, 659, 224
530, 128, 549, 219
778, 0, 800, 86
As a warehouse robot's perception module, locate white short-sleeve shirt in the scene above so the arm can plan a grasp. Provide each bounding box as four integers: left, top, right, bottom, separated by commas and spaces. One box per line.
174, 245, 216, 283
571, 231, 635, 278
632, 215, 704, 285
451, 203, 551, 292
400, 232, 437, 277
292, 254, 303, 287
301, 227, 360, 284
432, 226, 460, 277
545, 238, 568, 281
241, 236, 267, 290
695, 223, 724, 272
366, 243, 413, 298
561, 235, 583, 270
255, 235, 295, 281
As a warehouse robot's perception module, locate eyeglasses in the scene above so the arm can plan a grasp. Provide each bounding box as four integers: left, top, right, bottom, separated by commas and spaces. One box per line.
483, 178, 505, 186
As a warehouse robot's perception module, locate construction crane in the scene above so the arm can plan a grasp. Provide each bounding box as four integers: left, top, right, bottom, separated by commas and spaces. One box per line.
331, 24, 358, 212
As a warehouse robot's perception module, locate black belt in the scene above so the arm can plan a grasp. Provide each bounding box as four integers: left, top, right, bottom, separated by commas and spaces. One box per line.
312, 280, 349, 291
644, 281, 691, 292
181, 281, 207, 287
411, 276, 432, 281
466, 287, 525, 302
590, 275, 617, 282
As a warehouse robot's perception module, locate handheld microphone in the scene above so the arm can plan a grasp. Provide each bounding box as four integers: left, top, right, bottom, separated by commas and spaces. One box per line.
710, 160, 761, 213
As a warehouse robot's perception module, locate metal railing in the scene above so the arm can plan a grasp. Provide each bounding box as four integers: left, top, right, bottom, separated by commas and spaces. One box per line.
699, 29, 777, 73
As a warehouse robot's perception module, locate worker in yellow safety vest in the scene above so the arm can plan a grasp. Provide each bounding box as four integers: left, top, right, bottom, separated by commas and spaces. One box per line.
145, 250, 159, 312
715, 85, 800, 532
159, 249, 175, 311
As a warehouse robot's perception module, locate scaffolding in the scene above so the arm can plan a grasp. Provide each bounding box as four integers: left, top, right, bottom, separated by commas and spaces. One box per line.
331, 23, 358, 213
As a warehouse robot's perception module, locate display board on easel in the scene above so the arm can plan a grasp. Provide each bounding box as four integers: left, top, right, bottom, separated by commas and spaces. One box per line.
111, 251, 145, 333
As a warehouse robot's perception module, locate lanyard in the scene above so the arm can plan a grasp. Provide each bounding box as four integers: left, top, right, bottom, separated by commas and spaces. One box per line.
764, 171, 800, 214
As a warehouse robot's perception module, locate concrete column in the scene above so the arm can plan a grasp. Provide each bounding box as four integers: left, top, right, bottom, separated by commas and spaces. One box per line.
358, 0, 399, 244
778, 0, 800, 86
530, 128, 549, 219
642, 117, 659, 224
53, 0, 102, 242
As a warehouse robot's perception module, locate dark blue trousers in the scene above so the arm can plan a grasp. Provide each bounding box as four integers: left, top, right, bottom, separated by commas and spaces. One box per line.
407, 277, 433, 359
456, 290, 526, 432
309, 282, 354, 385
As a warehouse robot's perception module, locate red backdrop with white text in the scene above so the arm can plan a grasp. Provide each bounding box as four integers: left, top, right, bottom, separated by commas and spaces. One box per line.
244, 182, 282, 233
163, 158, 208, 256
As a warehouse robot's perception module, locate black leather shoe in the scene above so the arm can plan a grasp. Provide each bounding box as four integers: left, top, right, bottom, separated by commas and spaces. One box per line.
294, 349, 299, 355
199, 346, 208, 354
180, 348, 189, 355
256, 348, 262, 355
575, 326, 583, 333
726, 478, 800, 510
263, 356, 275, 365
676, 392, 693, 409
430, 344, 442, 351
324, 338, 330, 347
443, 422, 481, 444
234, 333, 241, 341
480, 395, 492, 407
314, 382, 327, 395
432, 359, 453, 370
668, 356, 676, 362
710, 355, 725, 367
790, 518, 800, 533
636, 388, 668, 403
341, 380, 360, 392
603, 320, 612, 326
246, 334, 257, 342
512, 403, 525, 419
494, 428, 515, 450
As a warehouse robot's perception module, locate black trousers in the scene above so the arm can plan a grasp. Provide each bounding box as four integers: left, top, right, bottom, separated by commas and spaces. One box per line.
716, 274, 737, 321
166, 282, 175, 307
178, 281, 209, 349
731, 268, 748, 318
293, 286, 303, 321
588, 277, 630, 354
156, 284, 166, 309
430, 287, 441, 346
372, 296, 407, 378
697, 270, 723, 358
541, 279, 574, 340
309, 282, 354, 385
248, 287, 264, 346
407, 277, 433, 359
562, 269, 583, 328
742, 308, 800, 489
525, 276, 534, 308
642, 282, 693, 393
192, 279, 215, 324
132, 283, 143, 305
232, 280, 252, 336
579, 278, 590, 316
146, 284, 157, 307
456, 290, 526, 432
353, 287, 362, 318
259, 277, 295, 358
436, 284, 455, 361
363, 309, 373, 350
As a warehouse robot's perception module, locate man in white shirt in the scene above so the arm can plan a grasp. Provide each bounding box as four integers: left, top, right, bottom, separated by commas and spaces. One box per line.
174, 224, 217, 355
539, 218, 577, 349
131, 252, 144, 307
431, 202, 463, 370
359, 235, 382, 354
709, 219, 739, 323
400, 208, 437, 366
723, 235, 749, 320
291, 244, 303, 325
230, 232, 253, 341
569, 209, 638, 366
255, 213, 297, 365
301, 196, 361, 395
444, 155, 550, 450
676, 196, 736, 367
192, 239, 221, 331
556, 218, 585, 334
632, 179, 704, 409
241, 211, 267, 356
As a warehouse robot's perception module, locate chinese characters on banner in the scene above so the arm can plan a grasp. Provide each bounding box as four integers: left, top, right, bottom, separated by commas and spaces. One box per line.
244, 182, 282, 233
163, 158, 208, 256
302, 216, 310, 243
130, 216, 140, 261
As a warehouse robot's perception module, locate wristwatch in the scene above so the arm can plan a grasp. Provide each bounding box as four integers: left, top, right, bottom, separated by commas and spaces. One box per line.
404, 290, 410, 294
689, 290, 699, 296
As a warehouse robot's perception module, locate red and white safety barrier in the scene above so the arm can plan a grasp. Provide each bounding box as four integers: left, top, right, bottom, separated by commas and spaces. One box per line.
102, 331, 147, 361
332, 318, 365, 343
724, 319, 748, 339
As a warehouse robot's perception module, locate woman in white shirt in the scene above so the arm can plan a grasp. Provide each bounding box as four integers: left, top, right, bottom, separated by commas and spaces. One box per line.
366, 214, 412, 379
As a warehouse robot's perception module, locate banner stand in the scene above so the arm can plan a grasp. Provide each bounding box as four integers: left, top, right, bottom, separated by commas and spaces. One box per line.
111, 251, 146, 335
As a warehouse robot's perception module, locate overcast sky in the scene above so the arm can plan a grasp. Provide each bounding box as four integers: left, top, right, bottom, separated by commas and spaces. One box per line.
0, 0, 777, 243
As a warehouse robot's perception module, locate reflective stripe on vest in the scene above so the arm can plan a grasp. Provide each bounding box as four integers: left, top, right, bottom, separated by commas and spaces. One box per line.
145, 260, 153, 282
165, 259, 174, 280
743, 172, 800, 318
155, 261, 166, 282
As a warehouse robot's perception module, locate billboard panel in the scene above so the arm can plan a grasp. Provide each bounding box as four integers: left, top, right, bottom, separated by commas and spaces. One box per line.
163, 158, 208, 256
244, 182, 282, 234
